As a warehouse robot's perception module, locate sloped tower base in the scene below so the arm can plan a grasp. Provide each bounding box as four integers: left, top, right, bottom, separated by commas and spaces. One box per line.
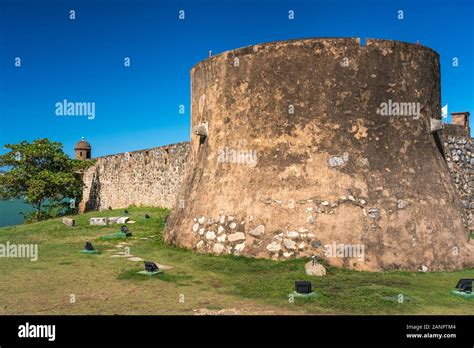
164, 38, 473, 271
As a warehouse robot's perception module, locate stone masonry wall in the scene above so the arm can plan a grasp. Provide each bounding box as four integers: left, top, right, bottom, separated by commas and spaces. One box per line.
79, 142, 190, 212
438, 126, 473, 232
164, 38, 473, 271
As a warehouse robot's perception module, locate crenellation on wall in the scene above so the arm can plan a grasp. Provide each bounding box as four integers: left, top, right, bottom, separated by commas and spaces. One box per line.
79, 142, 190, 212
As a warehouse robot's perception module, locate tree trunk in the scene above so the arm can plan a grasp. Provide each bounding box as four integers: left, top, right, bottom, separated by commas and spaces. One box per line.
36, 200, 42, 221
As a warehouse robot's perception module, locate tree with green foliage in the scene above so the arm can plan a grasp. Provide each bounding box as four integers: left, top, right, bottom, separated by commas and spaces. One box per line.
0, 139, 94, 221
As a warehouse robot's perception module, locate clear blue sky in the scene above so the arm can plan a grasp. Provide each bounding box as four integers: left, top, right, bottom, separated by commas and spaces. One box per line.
0, 0, 472, 158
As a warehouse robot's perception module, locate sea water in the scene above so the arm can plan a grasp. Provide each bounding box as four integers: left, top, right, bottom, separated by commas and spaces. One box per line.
0, 199, 34, 227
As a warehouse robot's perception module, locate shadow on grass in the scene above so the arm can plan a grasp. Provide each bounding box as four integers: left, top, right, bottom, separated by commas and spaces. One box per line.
117, 269, 194, 285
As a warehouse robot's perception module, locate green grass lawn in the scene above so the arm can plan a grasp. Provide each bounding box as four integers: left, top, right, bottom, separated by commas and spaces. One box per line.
0, 207, 472, 315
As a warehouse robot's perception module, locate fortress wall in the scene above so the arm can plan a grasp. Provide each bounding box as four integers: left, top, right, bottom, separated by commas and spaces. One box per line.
438, 127, 473, 232
79, 142, 190, 212
164, 38, 473, 271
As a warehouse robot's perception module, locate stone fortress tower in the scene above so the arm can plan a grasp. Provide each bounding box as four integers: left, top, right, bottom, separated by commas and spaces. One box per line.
75, 137, 92, 160
163, 38, 474, 271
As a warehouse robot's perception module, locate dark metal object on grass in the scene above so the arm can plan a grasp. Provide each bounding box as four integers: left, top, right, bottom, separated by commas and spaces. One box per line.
455, 279, 472, 293
144, 261, 159, 273
295, 281, 312, 294
120, 225, 132, 236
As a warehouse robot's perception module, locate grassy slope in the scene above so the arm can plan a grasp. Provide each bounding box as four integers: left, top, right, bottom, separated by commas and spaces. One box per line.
0, 207, 472, 315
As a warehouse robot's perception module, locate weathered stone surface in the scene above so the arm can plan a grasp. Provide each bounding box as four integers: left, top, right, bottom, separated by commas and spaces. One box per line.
328, 156, 345, 167
155, 263, 174, 270
266, 242, 281, 252
90, 217, 107, 226
249, 225, 265, 237
212, 243, 225, 254
107, 217, 120, 224
79, 142, 190, 212
205, 231, 216, 240
286, 231, 299, 239
234, 243, 246, 253
62, 217, 75, 227
228, 232, 245, 243
437, 130, 472, 232
116, 217, 129, 224
367, 208, 380, 218
163, 38, 474, 271
283, 238, 296, 250
305, 261, 327, 276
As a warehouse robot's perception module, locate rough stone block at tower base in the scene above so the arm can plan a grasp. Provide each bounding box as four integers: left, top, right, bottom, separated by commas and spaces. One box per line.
164, 38, 474, 271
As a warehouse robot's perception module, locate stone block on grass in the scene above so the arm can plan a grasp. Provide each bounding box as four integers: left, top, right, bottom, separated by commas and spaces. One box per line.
116, 217, 130, 224
62, 218, 75, 227
90, 217, 108, 226
107, 217, 121, 224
